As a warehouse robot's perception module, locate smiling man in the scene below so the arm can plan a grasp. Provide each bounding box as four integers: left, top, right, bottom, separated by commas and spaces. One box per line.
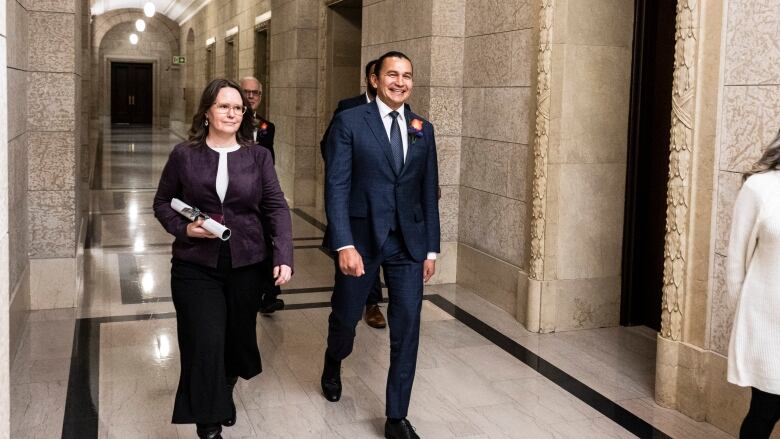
321, 51, 440, 439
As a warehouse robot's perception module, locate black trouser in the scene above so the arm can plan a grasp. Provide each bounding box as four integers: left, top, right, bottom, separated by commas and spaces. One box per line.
170, 243, 264, 424
740, 387, 780, 438
259, 255, 282, 305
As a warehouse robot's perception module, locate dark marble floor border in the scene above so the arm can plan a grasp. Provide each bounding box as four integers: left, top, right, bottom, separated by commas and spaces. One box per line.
62, 295, 671, 438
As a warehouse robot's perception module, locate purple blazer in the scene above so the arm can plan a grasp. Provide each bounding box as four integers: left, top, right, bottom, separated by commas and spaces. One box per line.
153, 142, 293, 270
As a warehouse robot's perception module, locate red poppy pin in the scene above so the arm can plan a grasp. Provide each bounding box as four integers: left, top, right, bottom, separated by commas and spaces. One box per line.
258, 121, 268, 136
408, 118, 424, 144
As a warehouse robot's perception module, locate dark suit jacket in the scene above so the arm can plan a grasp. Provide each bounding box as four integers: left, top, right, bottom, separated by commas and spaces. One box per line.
254, 115, 276, 164
320, 94, 369, 160
323, 100, 440, 262
153, 142, 293, 269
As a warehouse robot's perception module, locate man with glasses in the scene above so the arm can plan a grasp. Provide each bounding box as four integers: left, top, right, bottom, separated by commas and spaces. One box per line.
240, 76, 276, 164
240, 76, 283, 315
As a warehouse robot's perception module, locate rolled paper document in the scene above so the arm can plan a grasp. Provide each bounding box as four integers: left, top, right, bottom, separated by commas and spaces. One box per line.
171, 198, 231, 241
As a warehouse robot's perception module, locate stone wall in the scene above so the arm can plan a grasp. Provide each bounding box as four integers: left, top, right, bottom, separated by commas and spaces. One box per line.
25, 0, 85, 311
0, 0, 10, 434
5, 0, 30, 358
457, 0, 534, 319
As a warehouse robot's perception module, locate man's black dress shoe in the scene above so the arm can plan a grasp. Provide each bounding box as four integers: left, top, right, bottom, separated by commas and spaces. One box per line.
222, 376, 238, 427
259, 298, 284, 314
385, 418, 420, 439
320, 353, 342, 402
196, 423, 223, 439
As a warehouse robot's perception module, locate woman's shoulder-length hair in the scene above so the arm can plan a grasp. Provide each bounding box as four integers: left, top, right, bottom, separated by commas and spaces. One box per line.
186, 78, 255, 148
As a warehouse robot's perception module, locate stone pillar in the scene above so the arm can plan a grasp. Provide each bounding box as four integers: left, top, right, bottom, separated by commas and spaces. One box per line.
27, 0, 83, 309
527, 0, 635, 332
268, 0, 319, 206
0, 0, 11, 433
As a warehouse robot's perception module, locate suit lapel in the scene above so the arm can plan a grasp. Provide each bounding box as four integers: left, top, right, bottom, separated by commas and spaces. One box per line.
364, 101, 398, 176
399, 107, 419, 178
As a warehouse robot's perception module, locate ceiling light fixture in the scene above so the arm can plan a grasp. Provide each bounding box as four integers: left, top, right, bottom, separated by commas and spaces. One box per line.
135, 19, 146, 32
143, 1, 156, 17
129, 33, 139, 45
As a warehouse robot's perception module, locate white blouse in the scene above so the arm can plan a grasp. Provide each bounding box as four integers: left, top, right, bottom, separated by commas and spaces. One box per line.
208, 144, 240, 203
727, 171, 780, 394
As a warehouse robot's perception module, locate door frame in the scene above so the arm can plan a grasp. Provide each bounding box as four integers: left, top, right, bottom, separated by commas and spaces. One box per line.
104, 56, 159, 126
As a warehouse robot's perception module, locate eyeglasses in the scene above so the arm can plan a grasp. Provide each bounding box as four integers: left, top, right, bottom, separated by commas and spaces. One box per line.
245, 90, 262, 97
213, 103, 247, 115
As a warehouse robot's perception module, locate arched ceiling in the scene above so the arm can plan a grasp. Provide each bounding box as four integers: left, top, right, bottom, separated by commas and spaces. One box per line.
90, 0, 210, 24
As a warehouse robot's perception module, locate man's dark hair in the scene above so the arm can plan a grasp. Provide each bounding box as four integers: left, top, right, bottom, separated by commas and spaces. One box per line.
364, 59, 377, 79
373, 51, 413, 77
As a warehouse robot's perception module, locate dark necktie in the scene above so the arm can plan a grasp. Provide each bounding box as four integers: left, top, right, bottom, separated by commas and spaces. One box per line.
389, 111, 404, 174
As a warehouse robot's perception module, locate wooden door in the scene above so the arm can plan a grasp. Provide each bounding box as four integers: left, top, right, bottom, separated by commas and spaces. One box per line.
111, 62, 153, 125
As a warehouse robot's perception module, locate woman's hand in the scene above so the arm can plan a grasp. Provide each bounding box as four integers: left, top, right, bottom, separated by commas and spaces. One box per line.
186, 218, 217, 239
273, 264, 292, 286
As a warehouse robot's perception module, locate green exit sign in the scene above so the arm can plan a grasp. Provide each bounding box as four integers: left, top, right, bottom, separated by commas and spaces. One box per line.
173, 56, 186, 64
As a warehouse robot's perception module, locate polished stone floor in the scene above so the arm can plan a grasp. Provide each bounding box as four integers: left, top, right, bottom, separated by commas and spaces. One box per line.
9, 126, 736, 438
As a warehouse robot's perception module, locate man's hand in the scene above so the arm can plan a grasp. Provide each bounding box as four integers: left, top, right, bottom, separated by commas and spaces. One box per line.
338, 248, 365, 277
423, 259, 436, 283
273, 264, 292, 286
186, 218, 217, 239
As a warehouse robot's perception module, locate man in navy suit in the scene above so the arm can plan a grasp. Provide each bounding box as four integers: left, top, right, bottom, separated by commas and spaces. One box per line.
320, 59, 388, 330
321, 51, 440, 439
241, 76, 282, 314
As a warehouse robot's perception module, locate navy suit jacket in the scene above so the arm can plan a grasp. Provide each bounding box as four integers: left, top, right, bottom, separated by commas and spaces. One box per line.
254, 115, 276, 163
320, 94, 369, 160
323, 100, 440, 262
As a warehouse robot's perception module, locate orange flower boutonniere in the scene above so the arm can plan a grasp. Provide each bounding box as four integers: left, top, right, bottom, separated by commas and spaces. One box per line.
408, 118, 424, 144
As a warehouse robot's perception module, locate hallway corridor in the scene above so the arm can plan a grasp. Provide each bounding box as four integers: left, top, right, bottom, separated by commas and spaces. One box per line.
6, 127, 734, 438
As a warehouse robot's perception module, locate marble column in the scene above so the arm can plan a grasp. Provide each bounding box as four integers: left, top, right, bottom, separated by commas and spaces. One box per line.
26, 0, 83, 309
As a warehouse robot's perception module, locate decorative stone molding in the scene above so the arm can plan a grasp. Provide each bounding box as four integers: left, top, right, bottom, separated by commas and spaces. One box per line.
660, 0, 698, 341
529, 0, 555, 281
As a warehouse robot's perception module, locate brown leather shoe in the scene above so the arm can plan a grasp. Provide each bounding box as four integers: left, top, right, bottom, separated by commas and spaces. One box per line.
364, 304, 387, 329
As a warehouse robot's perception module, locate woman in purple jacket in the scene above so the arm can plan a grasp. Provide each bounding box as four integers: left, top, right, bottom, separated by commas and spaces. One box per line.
153, 78, 293, 439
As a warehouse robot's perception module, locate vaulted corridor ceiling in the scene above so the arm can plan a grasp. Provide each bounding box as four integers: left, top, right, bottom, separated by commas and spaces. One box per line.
90, 0, 210, 23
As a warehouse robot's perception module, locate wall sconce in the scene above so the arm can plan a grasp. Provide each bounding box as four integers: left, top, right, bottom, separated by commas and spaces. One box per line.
129, 33, 139, 45
135, 19, 146, 32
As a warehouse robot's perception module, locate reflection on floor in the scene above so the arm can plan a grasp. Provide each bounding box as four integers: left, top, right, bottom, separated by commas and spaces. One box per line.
10, 126, 735, 438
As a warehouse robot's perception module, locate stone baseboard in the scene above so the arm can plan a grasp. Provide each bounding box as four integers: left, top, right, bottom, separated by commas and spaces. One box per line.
30, 257, 77, 310
456, 243, 527, 322
655, 336, 780, 437
9, 267, 30, 364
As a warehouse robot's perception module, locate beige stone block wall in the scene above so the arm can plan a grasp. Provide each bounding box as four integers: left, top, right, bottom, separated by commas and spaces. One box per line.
26, 0, 84, 311
0, 0, 11, 433
457, 0, 534, 317
6, 0, 31, 363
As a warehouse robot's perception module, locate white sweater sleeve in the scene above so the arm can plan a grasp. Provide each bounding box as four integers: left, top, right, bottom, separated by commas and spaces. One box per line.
726, 182, 761, 303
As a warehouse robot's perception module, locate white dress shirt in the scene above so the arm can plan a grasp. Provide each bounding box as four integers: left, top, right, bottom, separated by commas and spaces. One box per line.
208, 144, 241, 203
337, 97, 436, 261
375, 97, 409, 163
